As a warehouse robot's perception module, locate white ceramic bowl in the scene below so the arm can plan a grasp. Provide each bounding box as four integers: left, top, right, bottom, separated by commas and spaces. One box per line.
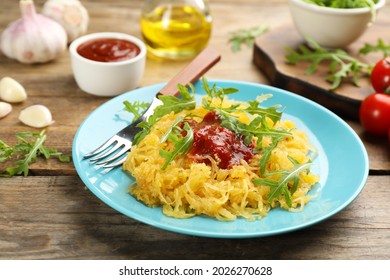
69, 32, 146, 96
289, 0, 386, 48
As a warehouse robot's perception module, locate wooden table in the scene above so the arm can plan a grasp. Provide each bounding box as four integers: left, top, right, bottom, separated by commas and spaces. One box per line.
1, 0, 389, 260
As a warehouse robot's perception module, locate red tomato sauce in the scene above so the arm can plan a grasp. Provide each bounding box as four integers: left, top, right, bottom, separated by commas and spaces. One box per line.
185, 111, 254, 169
77, 38, 140, 62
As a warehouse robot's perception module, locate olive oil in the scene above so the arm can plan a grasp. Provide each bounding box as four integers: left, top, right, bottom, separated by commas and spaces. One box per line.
141, 4, 212, 59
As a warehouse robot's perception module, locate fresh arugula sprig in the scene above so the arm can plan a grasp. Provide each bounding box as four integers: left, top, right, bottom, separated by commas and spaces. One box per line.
253, 156, 312, 208
228, 24, 269, 52
221, 115, 291, 146
201, 77, 289, 142
285, 38, 371, 89
245, 95, 283, 123
257, 135, 284, 175
221, 116, 293, 187
123, 100, 150, 120
359, 38, 390, 57
201, 77, 239, 111
201, 78, 282, 122
153, 84, 197, 121
132, 84, 197, 146
159, 117, 194, 170
0, 130, 71, 176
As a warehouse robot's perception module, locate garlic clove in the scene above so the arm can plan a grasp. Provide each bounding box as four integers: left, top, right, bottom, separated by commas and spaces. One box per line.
0, 77, 28, 103
43, 0, 89, 43
0, 101, 12, 118
19, 104, 55, 128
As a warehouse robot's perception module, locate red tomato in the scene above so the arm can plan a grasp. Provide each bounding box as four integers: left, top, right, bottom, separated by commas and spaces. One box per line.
371, 57, 390, 93
359, 93, 390, 136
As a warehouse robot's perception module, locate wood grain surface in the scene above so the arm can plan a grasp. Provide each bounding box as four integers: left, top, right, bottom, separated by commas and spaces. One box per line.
0, 0, 390, 260
1, 175, 389, 260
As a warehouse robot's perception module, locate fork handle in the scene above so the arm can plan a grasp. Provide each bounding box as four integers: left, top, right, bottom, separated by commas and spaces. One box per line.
158, 47, 221, 96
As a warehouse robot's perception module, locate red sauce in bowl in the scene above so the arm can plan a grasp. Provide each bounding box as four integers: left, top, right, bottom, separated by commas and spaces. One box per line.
185, 111, 254, 169
77, 38, 141, 62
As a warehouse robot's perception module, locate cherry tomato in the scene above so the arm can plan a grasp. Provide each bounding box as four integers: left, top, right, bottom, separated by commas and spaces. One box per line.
359, 93, 390, 136
371, 57, 390, 93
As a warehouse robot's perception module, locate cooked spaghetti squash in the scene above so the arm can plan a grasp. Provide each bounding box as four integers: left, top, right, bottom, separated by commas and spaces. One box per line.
123, 79, 319, 221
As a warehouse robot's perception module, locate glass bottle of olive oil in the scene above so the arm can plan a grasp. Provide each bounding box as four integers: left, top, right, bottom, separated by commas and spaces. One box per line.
141, 0, 212, 60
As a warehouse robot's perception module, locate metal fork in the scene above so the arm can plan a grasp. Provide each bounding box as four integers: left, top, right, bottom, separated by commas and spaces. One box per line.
83, 47, 221, 168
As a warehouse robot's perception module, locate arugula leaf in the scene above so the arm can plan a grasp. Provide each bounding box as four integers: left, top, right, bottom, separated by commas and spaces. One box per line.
201, 77, 274, 119
220, 116, 291, 146
285, 38, 371, 90
287, 156, 301, 195
123, 100, 150, 120
131, 121, 152, 147
0, 130, 71, 177
201, 76, 238, 103
246, 95, 282, 123
359, 38, 390, 57
153, 85, 196, 121
201, 76, 289, 142
132, 83, 196, 146
257, 136, 283, 175
159, 121, 194, 170
160, 116, 184, 144
228, 24, 269, 52
326, 60, 362, 88
0, 140, 14, 162
253, 159, 312, 208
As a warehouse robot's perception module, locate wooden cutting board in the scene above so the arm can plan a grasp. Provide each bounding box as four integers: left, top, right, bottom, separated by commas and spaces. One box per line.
253, 18, 390, 120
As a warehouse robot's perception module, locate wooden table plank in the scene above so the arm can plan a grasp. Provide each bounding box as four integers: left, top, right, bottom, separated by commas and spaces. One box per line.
0, 175, 389, 260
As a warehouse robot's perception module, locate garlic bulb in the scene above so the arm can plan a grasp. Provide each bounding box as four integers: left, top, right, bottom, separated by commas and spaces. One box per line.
0, 77, 28, 103
0, 0, 67, 64
19, 104, 54, 128
43, 0, 89, 43
0, 102, 12, 118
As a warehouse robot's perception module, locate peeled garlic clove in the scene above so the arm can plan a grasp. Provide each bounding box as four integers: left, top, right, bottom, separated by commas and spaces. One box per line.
0, 77, 28, 103
19, 105, 54, 128
0, 101, 12, 118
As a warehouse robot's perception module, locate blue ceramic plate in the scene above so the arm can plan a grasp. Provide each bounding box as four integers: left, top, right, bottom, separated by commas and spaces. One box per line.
72, 80, 369, 238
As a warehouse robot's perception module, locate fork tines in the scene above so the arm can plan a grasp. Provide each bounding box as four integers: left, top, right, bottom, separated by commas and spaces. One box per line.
83, 135, 132, 168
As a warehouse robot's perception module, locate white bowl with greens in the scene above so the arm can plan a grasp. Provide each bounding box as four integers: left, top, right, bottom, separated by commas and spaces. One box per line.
289, 0, 386, 48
